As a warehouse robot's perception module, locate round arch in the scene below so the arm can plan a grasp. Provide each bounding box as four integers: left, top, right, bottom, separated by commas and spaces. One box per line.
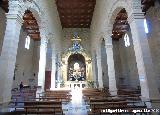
107, 0, 132, 26
21, 2, 42, 27
67, 54, 86, 81
11, 1, 42, 88
61, 50, 92, 81
105, 1, 140, 89
8, 0, 42, 27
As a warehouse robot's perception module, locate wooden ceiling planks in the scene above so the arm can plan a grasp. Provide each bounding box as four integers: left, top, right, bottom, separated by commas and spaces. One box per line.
22, 10, 40, 41
0, 0, 156, 41
0, 1, 40, 41
112, 8, 129, 40
0, 0, 9, 13
56, 0, 96, 28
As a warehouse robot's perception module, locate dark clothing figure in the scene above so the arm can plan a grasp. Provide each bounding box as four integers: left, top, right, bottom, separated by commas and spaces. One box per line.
19, 82, 23, 91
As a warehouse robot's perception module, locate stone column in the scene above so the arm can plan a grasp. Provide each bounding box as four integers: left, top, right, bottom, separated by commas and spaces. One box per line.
56, 53, 61, 81
50, 48, 56, 90
0, 10, 23, 103
38, 38, 48, 91
105, 37, 117, 96
128, 12, 160, 108
96, 47, 103, 88
91, 52, 97, 87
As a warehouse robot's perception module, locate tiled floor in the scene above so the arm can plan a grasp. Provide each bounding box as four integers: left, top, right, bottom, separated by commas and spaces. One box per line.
62, 88, 89, 115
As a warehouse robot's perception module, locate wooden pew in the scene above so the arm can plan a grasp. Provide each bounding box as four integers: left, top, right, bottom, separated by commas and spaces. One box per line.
11, 88, 36, 102
88, 101, 147, 115
9, 100, 63, 115
41, 89, 72, 104
84, 88, 146, 115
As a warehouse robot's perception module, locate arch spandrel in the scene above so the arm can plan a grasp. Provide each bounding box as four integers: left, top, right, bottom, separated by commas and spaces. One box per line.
8, 0, 42, 26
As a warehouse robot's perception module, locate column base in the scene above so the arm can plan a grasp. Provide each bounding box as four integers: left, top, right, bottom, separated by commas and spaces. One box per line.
141, 96, 152, 108
1, 102, 10, 112
50, 87, 56, 90
109, 90, 117, 96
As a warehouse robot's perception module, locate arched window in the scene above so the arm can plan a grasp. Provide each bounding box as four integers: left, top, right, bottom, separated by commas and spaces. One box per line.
144, 18, 149, 33
124, 33, 130, 47
25, 35, 30, 50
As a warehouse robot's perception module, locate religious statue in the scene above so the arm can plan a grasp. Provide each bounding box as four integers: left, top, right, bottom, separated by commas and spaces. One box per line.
68, 62, 85, 81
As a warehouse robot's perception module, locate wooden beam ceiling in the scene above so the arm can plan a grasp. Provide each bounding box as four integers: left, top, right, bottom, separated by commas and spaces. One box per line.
0, 0, 156, 42
0, 0, 9, 13
112, 9, 129, 40
56, 0, 96, 28
22, 10, 40, 41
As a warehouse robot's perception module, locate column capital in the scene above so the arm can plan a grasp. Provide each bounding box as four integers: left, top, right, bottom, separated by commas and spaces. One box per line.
107, 27, 113, 36
7, 14, 23, 25
52, 55, 56, 60
104, 35, 112, 43
131, 0, 143, 11
105, 44, 113, 49
103, 26, 112, 37
8, 0, 23, 14
47, 33, 55, 40
40, 38, 48, 47
96, 55, 101, 60
128, 12, 145, 24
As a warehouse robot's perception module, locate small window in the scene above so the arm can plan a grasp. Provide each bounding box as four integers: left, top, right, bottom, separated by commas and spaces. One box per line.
124, 33, 130, 47
144, 18, 149, 33
25, 35, 30, 50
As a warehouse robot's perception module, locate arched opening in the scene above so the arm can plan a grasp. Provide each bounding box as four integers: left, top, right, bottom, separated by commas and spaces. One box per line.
0, 0, 8, 55
100, 38, 109, 88
111, 8, 139, 89
67, 54, 86, 81
12, 10, 40, 88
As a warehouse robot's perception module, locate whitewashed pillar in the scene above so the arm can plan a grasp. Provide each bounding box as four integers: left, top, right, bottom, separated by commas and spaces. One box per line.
0, 1, 23, 104
96, 47, 103, 88
104, 36, 117, 96
128, 10, 160, 107
91, 52, 97, 87
56, 53, 61, 81
38, 38, 48, 91
50, 48, 56, 90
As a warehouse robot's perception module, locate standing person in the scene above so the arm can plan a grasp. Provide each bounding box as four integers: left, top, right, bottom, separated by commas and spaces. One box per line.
19, 81, 23, 91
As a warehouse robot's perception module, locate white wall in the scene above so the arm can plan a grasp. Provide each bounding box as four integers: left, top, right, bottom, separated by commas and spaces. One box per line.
38, 0, 62, 54
112, 30, 139, 88
146, 3, 160, 89
90, 0, 141, 89
12, 28, 40, 88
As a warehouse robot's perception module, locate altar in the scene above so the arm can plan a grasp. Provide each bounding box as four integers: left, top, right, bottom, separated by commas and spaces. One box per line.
58, 33, 93, 85
65, 81, 87, 89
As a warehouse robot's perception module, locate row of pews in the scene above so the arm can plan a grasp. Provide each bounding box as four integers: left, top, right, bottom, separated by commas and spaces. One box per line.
82, 87, 147, 115
7, 88, 72, 115
40, 89, 72, 104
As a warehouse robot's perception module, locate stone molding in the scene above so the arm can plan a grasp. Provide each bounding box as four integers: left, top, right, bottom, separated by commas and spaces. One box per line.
5, 13, 23, 26
128, 12, 145, 24
40, 38, 48, 47
8, 0, 42, 24
105, 44, 113, 49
